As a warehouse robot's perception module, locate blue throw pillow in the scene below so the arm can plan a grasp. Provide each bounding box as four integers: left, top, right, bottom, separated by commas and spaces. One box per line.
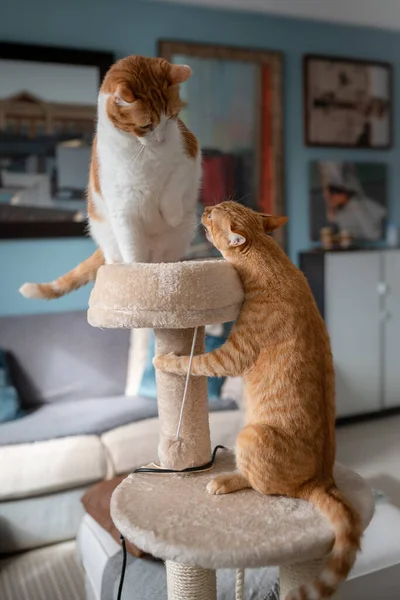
0, 350, 21, 423
139, 324, 233, 401
139, 334, 158, 400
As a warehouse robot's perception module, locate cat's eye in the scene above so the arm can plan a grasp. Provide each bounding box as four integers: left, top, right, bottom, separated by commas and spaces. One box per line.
139, 124, 152, 132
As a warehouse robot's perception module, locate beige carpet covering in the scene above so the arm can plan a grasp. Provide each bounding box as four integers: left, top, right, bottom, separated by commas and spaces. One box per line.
111, 450, 375, 569
0, 541, 84, 600
88, 260, 244, 330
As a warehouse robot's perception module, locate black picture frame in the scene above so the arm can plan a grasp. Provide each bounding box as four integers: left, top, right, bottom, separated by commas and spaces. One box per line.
0, 42, 114, 239
303, 54, 393, 149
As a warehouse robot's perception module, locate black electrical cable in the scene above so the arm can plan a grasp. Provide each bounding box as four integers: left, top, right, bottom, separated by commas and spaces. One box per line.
133, 444, 227, 474
116, 445, 227, 600
117, 534, 127, 600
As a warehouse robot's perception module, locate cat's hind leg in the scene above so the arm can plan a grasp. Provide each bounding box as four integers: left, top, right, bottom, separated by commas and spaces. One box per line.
89, 218, 122, 264
107, 210, 150, 263
236, 424, 315, 497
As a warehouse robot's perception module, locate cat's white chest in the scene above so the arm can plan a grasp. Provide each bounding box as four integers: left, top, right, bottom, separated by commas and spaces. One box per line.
90, 94, 201, 264
98, 130, 179, 220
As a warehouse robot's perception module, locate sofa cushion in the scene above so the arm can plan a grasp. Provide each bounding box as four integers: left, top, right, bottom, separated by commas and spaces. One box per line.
0, 435, 107, 501
0, 311, 130, 408
0, 395, 159, 445
0, 485, 88, 554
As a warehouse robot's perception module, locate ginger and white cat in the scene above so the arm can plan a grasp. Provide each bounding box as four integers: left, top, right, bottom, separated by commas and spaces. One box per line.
155, 202, 362, 600
20, 55, 201, 300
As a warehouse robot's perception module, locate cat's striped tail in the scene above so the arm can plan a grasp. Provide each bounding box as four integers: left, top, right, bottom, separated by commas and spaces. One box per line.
19, 248, 104, 300
286, 485, 362, 600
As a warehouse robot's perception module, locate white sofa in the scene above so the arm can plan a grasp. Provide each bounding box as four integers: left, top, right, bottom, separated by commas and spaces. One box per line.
0, 311, 242, 555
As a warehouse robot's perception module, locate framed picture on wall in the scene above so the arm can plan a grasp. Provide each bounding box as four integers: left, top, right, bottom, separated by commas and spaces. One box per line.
309, 161, 387, 242
304, 55, 393, 149
0, 42, 114, 239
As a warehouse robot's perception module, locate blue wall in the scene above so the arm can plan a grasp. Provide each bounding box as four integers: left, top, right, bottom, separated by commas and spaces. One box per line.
1, 0, 399, 315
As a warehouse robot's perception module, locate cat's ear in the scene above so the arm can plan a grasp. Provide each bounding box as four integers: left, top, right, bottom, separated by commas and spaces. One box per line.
228, 230, 246, 247
169, 64, 192, 84
113, 84, 136, 106
260, 215, 288, 233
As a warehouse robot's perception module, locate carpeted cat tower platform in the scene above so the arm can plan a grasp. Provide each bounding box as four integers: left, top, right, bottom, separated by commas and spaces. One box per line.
88, 259, 375, 600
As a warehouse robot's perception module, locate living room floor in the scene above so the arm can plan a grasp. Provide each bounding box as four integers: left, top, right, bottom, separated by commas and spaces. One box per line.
336, 413, 400, 507
0, 414, 399, 600
0, 541, 85, 600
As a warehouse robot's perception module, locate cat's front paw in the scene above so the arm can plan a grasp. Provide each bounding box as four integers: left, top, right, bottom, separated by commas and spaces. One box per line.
207, 474, 250, 495
153, 353, 183, 374
165, 212, 183, 228
207, 476, 232, 496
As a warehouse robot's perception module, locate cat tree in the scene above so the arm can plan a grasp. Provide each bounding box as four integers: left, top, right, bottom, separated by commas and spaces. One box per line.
88, 259, 375, 600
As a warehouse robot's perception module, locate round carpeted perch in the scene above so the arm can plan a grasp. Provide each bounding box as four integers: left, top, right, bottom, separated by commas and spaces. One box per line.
88, 259, 375, 600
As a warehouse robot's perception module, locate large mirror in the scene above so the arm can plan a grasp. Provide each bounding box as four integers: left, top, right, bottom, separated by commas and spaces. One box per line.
159, 40, 285, 254
0, 42, 113, 239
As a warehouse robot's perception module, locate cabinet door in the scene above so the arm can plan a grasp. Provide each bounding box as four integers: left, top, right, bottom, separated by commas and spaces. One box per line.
383, 251, 400, 408
325, 252, 382, 417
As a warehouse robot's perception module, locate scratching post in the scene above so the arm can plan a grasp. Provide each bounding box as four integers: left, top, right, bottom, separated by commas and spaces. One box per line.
166, 562, 217, 600
88, 260, 243, 473
280, 560, 339, 599
88, 259, 375, 600
155, 327, 209, 469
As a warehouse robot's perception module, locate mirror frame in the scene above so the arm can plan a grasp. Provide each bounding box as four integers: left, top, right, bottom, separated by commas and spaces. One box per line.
158, 40, 285, 250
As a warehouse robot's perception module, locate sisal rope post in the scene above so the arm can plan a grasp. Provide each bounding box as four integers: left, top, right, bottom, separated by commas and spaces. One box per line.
235, 568, 245, 600
166, 561, 217, 600
279, 559, 340, 599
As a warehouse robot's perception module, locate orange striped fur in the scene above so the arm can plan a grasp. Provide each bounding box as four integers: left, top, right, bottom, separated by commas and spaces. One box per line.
100, 56, 186, 138
178, 118, 198, 159
19, 248, 104, 300
154, 202, 362, 600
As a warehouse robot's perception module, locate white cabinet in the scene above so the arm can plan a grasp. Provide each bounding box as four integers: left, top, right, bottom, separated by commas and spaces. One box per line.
325, 252, 382, 417
300, 249, 400, 419
383, 251, 400, 408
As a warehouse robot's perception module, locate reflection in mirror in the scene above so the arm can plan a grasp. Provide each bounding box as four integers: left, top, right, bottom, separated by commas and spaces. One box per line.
0, 43, 113, 238
159, 41, 284, 256
177, 56, 259, 209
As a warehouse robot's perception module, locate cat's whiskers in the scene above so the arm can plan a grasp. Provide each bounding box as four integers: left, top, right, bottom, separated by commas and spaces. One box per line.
131, 143, 146, 165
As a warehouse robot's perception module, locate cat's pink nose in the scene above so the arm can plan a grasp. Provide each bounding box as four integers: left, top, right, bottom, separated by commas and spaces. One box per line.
155, 131, 165, 143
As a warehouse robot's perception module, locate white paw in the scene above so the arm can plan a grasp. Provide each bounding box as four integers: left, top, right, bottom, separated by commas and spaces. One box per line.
206, 478, 228, 495
166, 213, 183, 228
19, 283, 42, 299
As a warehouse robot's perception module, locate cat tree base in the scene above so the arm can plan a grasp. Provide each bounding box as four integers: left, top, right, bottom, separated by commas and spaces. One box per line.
111, 449, 374, 599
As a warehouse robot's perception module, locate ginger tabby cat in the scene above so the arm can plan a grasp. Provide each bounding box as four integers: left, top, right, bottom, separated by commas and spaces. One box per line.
154, 201, 362, 600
